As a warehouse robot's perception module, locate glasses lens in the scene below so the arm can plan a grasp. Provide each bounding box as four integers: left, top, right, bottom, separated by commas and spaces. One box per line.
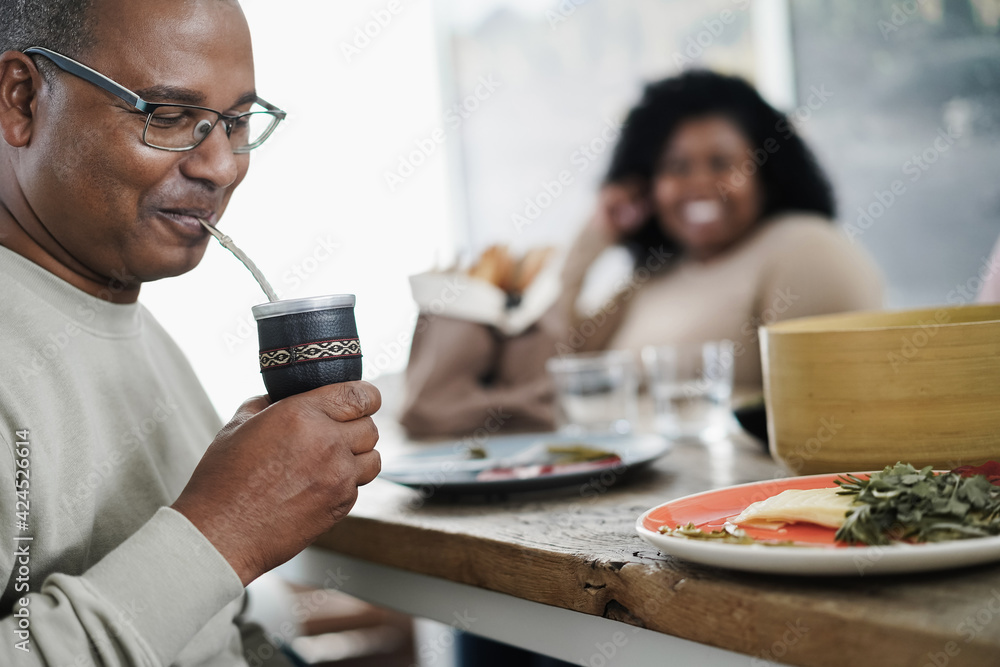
144, 103, 281, 152
145, 106, 218, 150
231, 105, 281, 152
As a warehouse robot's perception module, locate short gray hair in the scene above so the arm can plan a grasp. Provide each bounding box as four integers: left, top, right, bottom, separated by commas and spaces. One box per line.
0, 0, 95, 58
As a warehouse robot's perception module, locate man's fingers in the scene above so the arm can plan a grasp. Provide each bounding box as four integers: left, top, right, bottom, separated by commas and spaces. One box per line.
306, 381, 382, 422
240, 395, 272, 415
354, 449, 381, 486
340, 416, 379, 455
220, 395, 271, 437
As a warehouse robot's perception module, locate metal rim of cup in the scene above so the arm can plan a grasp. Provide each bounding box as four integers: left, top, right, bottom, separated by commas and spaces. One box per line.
251, 294, 356, 321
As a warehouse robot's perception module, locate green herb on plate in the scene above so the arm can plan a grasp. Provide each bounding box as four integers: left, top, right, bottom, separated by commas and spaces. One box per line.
834, 462, 1000, 546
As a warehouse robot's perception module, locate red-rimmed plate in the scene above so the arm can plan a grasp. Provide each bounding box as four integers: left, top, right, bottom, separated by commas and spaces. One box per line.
636, 473, 1000, 576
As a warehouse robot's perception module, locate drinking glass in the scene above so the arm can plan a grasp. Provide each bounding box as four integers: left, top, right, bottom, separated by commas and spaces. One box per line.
546, 350, 639, 435
641, 341, 735, 441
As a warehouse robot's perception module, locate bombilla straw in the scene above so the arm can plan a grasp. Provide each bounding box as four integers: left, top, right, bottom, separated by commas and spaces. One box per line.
198, 218, 280, 302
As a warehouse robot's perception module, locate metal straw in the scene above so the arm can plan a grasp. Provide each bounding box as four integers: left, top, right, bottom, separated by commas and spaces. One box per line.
198, 218, 280, 302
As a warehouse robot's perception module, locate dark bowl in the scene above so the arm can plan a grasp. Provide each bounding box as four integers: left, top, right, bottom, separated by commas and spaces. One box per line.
733, 399, 769, 450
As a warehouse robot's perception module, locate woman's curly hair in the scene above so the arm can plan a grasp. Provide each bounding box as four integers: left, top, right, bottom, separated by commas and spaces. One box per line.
606, 70, 836, 266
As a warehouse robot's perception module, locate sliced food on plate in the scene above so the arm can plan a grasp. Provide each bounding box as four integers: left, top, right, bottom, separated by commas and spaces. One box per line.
732, 487, 855, 531
664, 461, 1000, 547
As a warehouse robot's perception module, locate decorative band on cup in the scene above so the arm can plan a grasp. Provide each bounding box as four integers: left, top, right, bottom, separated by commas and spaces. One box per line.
259, 337, 362, 371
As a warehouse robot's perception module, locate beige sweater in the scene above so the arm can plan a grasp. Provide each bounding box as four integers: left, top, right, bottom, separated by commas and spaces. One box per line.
0, 246, 260, 665
398, 213, 883, 437
559, 213, 885, 392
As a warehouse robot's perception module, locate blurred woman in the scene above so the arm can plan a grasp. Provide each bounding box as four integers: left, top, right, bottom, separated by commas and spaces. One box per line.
557, 70, 883, 394
400, 70, 884, 439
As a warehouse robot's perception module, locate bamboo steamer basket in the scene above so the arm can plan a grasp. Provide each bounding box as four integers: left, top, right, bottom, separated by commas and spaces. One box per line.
760, 304, 1000, 475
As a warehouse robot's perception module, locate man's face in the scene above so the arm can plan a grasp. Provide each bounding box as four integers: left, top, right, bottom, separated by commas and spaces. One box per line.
19, 0, 255, 286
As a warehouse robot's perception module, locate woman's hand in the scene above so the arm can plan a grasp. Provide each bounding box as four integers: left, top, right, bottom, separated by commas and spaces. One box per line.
591, 181, 650, 241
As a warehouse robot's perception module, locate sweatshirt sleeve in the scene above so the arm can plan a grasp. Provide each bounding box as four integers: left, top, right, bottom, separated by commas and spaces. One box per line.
557, 222, 616, 319
0, 430, 244, 667
550, 223, 631, 353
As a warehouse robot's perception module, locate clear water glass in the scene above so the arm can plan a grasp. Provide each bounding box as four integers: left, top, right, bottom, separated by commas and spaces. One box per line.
642, 341, 736, 441
546, 350, 639, 435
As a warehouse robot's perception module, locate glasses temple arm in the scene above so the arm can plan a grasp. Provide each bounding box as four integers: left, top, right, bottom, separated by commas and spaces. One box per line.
24, 46, 147, 111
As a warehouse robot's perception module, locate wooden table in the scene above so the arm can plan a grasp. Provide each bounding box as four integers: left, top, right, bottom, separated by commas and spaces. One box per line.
279, 378, 1000, 667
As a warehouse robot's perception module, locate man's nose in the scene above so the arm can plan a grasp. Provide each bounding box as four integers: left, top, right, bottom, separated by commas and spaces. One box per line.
179, 120, 240, 189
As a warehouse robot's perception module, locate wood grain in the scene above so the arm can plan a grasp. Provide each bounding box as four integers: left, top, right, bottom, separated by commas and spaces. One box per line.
313, 378, 1000, 667
761, 303, 1000, 474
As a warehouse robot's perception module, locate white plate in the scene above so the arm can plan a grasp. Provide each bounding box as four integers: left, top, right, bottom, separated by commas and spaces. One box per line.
381, 432, 671, 495
636, 473, 1000, 576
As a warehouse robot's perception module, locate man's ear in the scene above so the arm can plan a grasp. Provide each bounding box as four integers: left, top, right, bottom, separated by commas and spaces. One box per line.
0, 51, 43, 148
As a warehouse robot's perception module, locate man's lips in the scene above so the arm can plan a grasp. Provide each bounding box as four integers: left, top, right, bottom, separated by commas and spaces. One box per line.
156, 208, 218, 236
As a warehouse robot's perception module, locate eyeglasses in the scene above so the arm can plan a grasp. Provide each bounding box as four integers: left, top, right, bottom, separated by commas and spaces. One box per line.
24, 46, 286, 153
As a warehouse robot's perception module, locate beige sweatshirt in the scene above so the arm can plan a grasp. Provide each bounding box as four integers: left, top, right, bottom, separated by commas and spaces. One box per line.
560, 213, 885, 392
398, 213, 884, 437
0, 246, 251, 665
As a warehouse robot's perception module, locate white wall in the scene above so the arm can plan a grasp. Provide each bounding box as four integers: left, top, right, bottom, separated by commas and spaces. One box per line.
142, 0, 454, 420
